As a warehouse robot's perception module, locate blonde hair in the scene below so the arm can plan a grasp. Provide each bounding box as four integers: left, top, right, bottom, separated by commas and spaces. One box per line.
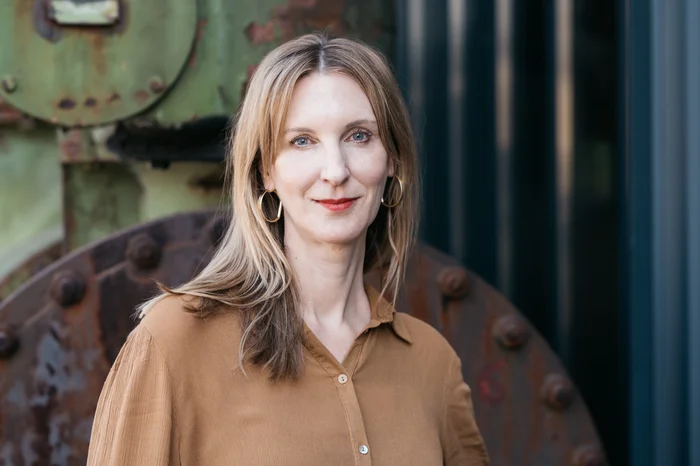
137, 33, 420, 380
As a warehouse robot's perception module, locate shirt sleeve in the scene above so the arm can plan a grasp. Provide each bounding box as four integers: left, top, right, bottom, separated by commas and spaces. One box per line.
442, 353, 490, 466
87, 324, 178, 466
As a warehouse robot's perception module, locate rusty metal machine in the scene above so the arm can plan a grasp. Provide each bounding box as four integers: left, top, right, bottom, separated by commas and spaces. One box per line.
0, 1, 607, 464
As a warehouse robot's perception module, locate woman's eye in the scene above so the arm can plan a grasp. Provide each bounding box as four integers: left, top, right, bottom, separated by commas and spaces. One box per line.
291, 136, 310, 147
349, 130, 371, 143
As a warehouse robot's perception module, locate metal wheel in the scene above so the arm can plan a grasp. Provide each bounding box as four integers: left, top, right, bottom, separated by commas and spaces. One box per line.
0, 210, 605, 465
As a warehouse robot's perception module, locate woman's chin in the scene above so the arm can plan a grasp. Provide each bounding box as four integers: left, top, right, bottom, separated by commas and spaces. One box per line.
308, 228, 366, 247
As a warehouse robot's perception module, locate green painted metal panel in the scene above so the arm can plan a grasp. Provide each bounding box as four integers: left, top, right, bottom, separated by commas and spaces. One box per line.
140, 0, 396, 125
0, 126, 62, 278
62, 160, 225, 251
62, 162, 142, 251
0, 1, 197, 127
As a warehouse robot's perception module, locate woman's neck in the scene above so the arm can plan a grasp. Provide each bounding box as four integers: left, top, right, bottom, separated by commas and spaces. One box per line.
285, 230, 370, 332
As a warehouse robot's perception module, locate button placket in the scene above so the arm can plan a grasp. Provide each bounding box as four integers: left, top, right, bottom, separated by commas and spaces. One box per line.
303, 323, 374, 463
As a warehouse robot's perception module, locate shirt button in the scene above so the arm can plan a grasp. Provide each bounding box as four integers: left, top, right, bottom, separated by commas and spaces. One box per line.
338, 374, 348, 384
359, 444, 369, 455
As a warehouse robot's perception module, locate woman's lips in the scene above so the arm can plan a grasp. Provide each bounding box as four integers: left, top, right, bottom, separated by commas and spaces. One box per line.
315, 198, 358, 212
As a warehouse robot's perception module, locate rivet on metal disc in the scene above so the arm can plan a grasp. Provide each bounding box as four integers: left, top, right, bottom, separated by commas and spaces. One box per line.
149, 76, 166, 94
0, 326, 20, 359
493, 314, 531, 350
50, 270, 86, 307
1, 76, 18, 93
572, 444, 607, 466
542, 373, 577, 410
436, 266, 470, 299
126, 233, 162, 270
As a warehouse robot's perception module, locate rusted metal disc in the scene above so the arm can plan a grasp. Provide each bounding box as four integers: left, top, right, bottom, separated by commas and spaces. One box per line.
0, 210, 605, 465
369, 243, 607, 465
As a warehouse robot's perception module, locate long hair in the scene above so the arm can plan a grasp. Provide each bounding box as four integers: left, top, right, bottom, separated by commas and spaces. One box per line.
137, 33, 420, 380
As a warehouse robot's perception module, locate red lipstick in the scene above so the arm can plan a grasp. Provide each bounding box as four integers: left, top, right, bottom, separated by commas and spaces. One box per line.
315, 198, 358, 212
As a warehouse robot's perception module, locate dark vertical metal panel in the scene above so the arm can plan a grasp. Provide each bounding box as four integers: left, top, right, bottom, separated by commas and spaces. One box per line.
687, 2, 700, 464
405, 0, 426, 148
625, 1, 653, 463
447, 0, 467, 262
462, 0, 497, 284
494, 0, 514, 297
652, 1, 688, 464
553, 0, 574, 365
510, 0, 551, 339
571, 2, 625, 463
627, 0, 699, 464
396, 1, 627, 462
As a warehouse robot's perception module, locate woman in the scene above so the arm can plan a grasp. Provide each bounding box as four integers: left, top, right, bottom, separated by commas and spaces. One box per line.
87, 33, 489, 465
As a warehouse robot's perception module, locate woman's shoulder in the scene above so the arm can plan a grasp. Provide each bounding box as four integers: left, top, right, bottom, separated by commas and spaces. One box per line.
392, 311, 461, 362
135, 294, 242, 364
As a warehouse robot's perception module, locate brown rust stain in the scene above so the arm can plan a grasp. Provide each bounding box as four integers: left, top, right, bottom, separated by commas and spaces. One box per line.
273, 0, 348, 40
188, 18, 209, 68
245, 21, 276, 45
90, 34, 108, 77
133, 89, 149, 103
477, 359, 507, 406
0, 100, 24, 126
84, 97, 98, 108
106, 92, 121, 104
59, 131, 83, 161
245, 0, 348, 47
30, 381, 58, 464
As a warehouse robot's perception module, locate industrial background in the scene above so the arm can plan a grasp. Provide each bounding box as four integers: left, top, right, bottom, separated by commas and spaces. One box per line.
0, 1, 697, 465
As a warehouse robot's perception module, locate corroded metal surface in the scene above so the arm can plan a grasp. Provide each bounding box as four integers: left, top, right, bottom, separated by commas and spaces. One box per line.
0, 241, 63, 302
379, 248, 608, 465
0, 210, 606, 465
0, 0, 197, 126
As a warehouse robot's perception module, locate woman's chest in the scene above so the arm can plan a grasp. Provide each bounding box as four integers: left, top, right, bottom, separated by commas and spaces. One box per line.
179, 373, 444, 466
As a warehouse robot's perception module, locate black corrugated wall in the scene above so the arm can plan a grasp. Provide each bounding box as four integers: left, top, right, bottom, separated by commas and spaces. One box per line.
394, 1, 626, 464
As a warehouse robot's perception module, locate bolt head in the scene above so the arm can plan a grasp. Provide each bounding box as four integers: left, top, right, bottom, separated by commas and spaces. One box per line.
436, 266, 470, 299
542, 373, 577, 410
50, 270, 86, 307
1, 76, 17, 93
149, 77, 165, 94
0, 327, 19, 359
127, 234, 162, 270
493, 315, 531, 350
573, 444, 607, 466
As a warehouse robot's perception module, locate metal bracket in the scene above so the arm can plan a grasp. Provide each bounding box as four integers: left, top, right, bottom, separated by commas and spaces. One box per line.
49, 0, 119, 26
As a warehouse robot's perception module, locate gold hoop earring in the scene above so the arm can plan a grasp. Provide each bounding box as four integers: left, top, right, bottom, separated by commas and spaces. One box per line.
381, 176, 404, 208
258, 190, 282, 223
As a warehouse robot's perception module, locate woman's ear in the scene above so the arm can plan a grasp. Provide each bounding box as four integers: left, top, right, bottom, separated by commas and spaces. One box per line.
258, 160, 276, 191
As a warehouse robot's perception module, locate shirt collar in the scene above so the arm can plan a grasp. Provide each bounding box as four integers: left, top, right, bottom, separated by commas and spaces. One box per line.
364, 283, 413, 344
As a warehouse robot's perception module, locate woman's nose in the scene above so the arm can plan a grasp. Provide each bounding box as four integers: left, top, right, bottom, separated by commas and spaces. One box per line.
320, 145, 350, 186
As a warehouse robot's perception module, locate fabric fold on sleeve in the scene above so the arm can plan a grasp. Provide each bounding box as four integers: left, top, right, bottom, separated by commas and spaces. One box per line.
442, 353, 490, 466
87, 324, 177, 466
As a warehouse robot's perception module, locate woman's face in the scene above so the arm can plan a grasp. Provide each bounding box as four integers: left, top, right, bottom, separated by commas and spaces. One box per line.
264, 72, 393, 247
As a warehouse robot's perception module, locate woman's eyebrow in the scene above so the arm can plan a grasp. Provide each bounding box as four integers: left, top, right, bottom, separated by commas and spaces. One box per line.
283, 119, 377, 134
345, 119, 377, 129
284, 127, 314, 134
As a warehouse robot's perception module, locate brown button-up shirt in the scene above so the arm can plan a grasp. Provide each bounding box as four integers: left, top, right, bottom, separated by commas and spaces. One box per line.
87, 286, 489, 465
